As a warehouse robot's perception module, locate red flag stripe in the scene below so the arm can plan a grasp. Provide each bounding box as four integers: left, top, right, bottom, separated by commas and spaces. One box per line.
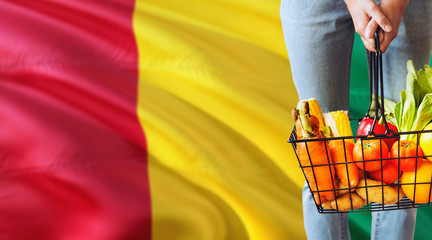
0, 1, 151, 239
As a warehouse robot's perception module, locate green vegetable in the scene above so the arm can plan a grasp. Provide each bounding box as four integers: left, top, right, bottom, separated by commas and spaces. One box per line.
394, 61, 432, 140
367, 96, 397, 126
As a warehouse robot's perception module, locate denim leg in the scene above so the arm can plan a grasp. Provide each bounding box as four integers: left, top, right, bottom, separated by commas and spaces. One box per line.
281, 0, 354, 238
280, 0, 355, 113
371, 209, 417, 240
302, 183, 351, 240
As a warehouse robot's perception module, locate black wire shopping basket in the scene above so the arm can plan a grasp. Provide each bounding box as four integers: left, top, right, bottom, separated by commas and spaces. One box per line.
288, 34, 432, 213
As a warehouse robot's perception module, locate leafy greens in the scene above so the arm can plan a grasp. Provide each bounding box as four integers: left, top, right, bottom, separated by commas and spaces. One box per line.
395, 60, 432, 140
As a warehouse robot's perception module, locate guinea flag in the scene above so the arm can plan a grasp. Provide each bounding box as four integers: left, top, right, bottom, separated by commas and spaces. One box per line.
2, 0, 432, 240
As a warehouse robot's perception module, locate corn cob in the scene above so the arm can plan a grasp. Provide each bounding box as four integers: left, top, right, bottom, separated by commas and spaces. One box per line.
324, 110, 354, 143
298, 98, 325, 128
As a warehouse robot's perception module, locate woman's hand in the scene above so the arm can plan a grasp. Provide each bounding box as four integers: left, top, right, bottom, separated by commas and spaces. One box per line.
365, 0, 409, 52
344, 0, 393, 52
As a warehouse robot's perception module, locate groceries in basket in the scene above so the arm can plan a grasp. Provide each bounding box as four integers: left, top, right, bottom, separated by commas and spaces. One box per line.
289, 60, 432, 213
292, 100, 338, 205
287, 36, 432, 212
293, 99, 395, 211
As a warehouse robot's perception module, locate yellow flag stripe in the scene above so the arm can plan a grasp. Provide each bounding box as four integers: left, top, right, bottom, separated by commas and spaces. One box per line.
134, 0, 306, 239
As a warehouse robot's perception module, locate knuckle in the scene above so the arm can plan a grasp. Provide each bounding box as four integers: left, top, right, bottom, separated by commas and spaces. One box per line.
375, 15, 386, 24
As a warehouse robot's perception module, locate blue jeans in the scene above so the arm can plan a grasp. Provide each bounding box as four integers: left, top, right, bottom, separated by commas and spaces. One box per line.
280, 0, 432, 239
302, 183, 416, 240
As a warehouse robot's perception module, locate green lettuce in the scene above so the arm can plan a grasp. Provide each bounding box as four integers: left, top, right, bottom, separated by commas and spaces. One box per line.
395, 61, 432, 140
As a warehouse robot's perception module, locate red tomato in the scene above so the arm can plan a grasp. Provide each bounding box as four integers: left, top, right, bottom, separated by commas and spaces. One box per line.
368, 162, 400, 184
383, 122, 398, 150
354, 139, 389, 171
357, 118, 385, 135
356, 118, 398, 149
356, 118, 386, 138
390, 140, 424, 172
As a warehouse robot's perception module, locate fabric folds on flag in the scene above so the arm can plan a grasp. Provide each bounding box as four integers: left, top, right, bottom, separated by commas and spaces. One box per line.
137, 0, 304, 239
0, 0, 312, 239
0, 1, 151, 239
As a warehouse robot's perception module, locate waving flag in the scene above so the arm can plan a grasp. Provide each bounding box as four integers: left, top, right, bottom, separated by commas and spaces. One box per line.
0, 0, 304, 239
136, 0, 307, 239
3, 0, 431, 239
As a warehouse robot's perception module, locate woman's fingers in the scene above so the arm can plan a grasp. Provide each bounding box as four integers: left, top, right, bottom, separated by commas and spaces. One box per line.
361, 28, 388, 52
379, 35, 392, 53
344, 0, 393, 52
365, 19, 378, 38
363, 22, 386, 52
367, 3, 392, 33
361, 36, 375, 52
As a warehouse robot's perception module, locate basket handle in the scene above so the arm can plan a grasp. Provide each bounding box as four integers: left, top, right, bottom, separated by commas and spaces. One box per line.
366, 32, 396, 136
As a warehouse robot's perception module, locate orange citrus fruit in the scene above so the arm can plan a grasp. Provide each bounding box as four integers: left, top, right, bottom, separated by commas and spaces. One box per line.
419, 122, 432, 161
401, 161, 432, 204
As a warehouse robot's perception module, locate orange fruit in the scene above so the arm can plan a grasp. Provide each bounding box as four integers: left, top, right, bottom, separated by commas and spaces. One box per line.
419, 122, 432, 161
401, 161, 432, 204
